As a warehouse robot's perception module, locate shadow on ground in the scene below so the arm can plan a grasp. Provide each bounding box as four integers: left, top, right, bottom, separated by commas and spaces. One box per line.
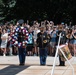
0, 65, 29, 75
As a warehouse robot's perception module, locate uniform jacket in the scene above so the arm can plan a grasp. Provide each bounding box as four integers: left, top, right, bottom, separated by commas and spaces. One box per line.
56, 30, 67, 45
36, 32, 50, 48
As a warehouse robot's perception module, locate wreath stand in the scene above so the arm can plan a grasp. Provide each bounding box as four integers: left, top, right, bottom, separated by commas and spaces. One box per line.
51, 33, 74, 75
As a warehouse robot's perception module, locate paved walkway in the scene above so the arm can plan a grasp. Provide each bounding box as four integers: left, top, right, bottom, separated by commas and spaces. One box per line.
0, 56, 76, 75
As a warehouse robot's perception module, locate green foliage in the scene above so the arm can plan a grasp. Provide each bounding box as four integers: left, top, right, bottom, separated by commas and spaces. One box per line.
0, 0, 76, 24
0, 0, 16, 22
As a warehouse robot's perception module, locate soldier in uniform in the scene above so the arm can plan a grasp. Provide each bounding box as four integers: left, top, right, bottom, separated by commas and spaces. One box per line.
56, 24, 67, 66
36, 26, 50, 65
12, 19, 28, 65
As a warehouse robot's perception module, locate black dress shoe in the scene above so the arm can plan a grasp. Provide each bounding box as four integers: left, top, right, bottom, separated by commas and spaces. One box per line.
40, 64, 45, 66
19, 63, 25, 66
59, 64, 65, 66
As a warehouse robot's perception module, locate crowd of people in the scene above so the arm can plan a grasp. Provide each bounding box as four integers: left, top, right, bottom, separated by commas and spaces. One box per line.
0, 20, 76, 65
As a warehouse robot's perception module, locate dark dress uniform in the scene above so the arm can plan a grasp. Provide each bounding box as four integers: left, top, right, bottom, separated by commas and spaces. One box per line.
37, 32, 50, 65
56, 30, 67, 66
12, 25, 28, 65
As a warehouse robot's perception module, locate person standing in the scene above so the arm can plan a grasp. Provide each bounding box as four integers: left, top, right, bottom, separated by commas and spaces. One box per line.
26, 27, 34, 56
50, 26, 57, 56
66, 29, 74, 56
0, 27, 2, 55
33, 27, 40, 56
12, 19, 28, 65
56, 24, 67, 66
1, 29, 8, 56
0, 27, 2, 47
36, 26, 50, 65
72, 29, 76, 56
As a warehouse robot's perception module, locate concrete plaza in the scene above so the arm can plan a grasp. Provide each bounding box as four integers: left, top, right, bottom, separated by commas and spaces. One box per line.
0, 56, 76, 75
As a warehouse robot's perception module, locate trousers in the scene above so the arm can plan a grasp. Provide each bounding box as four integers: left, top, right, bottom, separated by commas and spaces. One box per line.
39, 48, 48, 65
18, 47, 26, 64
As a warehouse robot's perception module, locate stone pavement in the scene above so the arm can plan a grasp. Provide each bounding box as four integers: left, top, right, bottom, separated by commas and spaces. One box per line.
0, 56, 76, 75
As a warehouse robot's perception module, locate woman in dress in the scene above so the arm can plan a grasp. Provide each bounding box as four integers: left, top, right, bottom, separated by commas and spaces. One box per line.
1, 29, 8, 56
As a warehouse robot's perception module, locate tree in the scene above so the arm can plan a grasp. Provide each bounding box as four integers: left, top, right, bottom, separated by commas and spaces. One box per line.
0, 0, 76, 24
0, 0, 16, 22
